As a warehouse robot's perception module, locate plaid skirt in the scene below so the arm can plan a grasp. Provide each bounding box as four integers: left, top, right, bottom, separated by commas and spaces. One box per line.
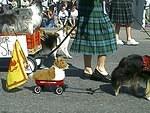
70, 0, 117, 55
109, 0, 133, 24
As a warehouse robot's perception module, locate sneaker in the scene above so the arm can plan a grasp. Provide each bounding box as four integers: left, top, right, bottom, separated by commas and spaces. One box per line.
126, 39, 139, 45
116, 39, 124, 45
145, 96, 150, 101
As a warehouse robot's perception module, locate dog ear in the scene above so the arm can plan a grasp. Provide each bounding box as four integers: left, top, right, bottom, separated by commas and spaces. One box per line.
54, 57, 63, 68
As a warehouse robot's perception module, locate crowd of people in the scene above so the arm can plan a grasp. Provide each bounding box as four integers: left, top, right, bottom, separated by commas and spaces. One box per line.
0, 0, 78, 29
0, 0, 32, 13
41, 0, 78, 29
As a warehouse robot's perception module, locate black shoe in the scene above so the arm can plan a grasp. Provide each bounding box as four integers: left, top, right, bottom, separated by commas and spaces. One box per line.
81, 72, 92, 79
90, 69, 111, 83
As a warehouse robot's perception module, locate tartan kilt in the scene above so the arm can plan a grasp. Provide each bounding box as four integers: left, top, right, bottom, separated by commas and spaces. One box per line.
70, 0, 117, 55
109, 0, 133, 24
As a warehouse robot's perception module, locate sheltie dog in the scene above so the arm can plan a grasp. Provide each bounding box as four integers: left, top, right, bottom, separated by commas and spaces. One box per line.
0, 0, 42, 34
30, 57, 69, 81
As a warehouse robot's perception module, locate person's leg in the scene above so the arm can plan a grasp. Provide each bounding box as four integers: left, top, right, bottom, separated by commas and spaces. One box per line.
72, 17, 76, 26
96, 55, 108, 75
84, 55, 92, 75
91, 55, 111, 82
115, 24, 124, 45
115, 23, 121, 41
126, 24, 139, 45
126, 24, 132, 41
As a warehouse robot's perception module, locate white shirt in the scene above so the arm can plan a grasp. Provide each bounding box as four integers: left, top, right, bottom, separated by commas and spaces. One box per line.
42, 0, 48, 8
0, 0, 7, 5
53, 0, 59, 3
21, 0, 30, 7
58, 10, 68, 19
70, 9, 78, 18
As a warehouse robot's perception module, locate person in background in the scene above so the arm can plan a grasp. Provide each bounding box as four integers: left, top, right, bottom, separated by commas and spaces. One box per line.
21, 0, 30, 7
46, 5, 56, 28
42, 0, 49, 8
69, 5, 78, 27
8, 0, 18, 9
0, 0, 9, 12
0, 3, 4, 13
58, 6, 69, 26
70, 0, 117, 82
109, 0, 139, 45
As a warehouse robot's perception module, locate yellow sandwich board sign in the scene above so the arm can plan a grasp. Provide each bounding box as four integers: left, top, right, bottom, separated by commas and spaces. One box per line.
6, 40, 28, 90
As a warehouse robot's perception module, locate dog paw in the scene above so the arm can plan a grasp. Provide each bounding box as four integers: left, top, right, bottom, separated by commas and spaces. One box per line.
114, 90, 119, 96
66, 56, 72, 59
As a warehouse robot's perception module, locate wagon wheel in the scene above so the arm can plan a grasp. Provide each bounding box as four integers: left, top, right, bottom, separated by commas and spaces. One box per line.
55, 87, 63, 95
26, 56, 37, 74
34, 86, 41, 94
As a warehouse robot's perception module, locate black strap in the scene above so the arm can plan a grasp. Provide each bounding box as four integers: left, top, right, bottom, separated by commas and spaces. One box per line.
133, 16, 150, 39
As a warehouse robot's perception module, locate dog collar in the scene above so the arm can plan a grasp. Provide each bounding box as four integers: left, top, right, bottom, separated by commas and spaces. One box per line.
143, 55, 150, 72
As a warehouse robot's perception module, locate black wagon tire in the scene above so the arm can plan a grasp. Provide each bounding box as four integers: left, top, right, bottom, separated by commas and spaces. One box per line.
34, 86, 41, 94
55, 87, 63, 95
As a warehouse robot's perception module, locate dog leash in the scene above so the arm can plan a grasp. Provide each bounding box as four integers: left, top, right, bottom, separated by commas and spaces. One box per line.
64, 85, 102, 95
133, 16, 150, 39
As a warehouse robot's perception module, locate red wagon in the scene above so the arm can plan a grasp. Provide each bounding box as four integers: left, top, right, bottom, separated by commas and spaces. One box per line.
34, 79, 65, 95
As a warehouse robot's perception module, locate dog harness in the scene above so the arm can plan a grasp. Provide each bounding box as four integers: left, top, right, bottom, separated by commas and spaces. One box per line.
143, 55, 150, 72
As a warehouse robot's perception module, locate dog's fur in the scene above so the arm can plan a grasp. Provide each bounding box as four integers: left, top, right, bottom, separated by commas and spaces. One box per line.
31, 57, 69, 81
111, 54, 150, 100
41, 27, 72, 59
0, 0, 42, 34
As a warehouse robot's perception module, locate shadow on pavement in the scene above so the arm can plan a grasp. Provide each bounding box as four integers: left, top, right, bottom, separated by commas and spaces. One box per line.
100, 84, 145, 98
65, 63, 84, 78
99, 84, 114, 96
1, 78, 23, 93
65, 63, 93, 80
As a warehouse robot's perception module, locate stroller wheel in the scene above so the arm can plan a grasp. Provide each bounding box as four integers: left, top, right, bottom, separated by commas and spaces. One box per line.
34, 86, 41, 94
26, 56, 37, 74
55, 87, 63, 95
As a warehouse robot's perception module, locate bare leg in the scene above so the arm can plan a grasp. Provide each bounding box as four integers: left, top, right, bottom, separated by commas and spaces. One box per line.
115, 24, 121, 40
84, 55, 92, 74
126, 24, 139, 45
96, 55, 108, 75
126, 24, 132, 41
115, 24, 124, 45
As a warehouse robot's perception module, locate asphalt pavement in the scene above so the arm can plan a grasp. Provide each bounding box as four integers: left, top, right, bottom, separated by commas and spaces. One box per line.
0, 28, 150, 113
